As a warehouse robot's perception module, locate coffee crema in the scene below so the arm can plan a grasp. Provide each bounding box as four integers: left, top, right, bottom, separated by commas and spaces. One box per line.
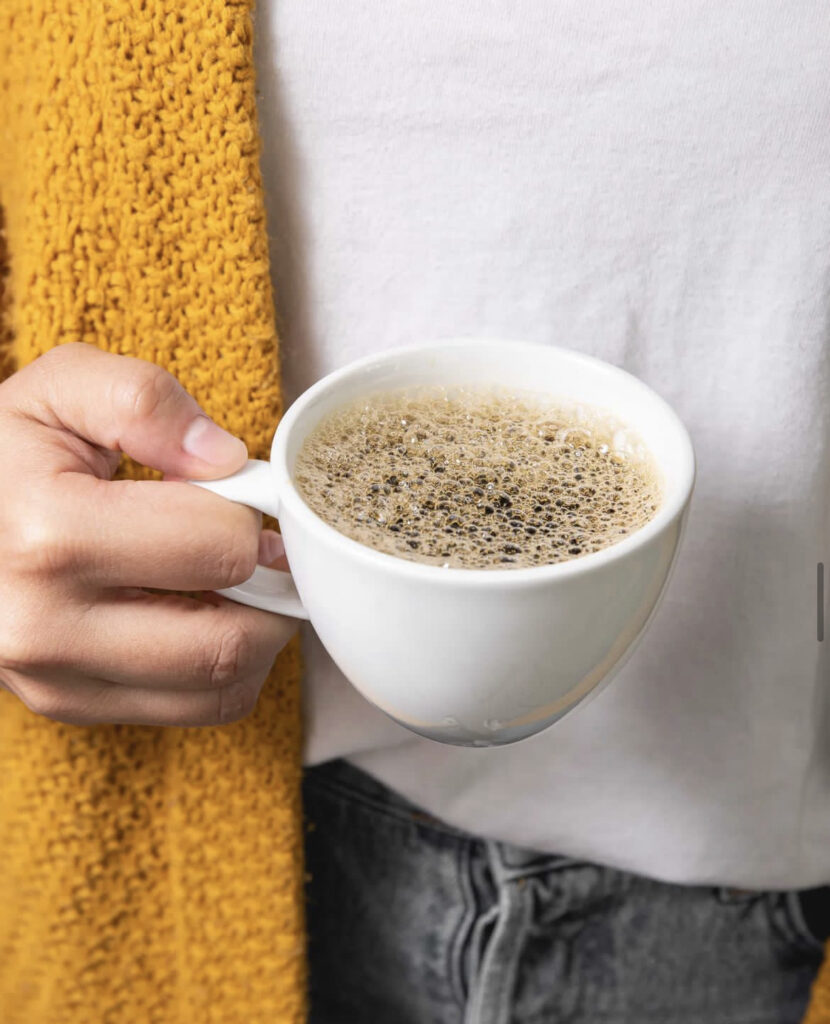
292, 385, 661, 570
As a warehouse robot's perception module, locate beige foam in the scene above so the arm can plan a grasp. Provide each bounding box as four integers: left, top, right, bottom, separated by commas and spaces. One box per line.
293, 384, 662, 570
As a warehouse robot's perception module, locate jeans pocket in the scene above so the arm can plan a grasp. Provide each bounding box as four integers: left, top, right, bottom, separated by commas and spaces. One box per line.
789, 888, 830, 952
714, 887, 826, 958
769, 890, 828, 956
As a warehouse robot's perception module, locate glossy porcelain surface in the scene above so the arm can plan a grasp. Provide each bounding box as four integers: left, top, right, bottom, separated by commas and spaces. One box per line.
194, 339, 695, 746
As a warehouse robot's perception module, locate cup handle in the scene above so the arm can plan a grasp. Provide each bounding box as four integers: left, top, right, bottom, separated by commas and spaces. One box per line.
187, 459, 310, 620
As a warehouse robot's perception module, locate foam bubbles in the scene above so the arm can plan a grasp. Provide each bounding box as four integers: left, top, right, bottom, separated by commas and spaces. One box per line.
292, 384, 662, 570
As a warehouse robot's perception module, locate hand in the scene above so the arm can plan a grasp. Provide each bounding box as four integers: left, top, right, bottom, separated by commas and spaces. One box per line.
0, 343, 298, 726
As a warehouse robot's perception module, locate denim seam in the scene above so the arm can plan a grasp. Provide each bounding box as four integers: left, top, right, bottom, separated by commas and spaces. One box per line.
464, 841, 532, 1024
448, 840, 479, 1011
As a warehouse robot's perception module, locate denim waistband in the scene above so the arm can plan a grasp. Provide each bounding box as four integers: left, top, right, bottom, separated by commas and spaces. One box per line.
301, 758, 825, 1024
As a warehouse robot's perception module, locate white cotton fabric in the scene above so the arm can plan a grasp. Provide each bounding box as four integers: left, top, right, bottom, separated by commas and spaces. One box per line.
253, 0, 830, 888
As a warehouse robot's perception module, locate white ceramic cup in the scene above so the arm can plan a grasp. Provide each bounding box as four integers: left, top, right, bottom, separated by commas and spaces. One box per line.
189, 338, 695, 746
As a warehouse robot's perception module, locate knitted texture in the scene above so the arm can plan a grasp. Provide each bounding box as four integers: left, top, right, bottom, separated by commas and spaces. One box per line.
0, 2, 306, 1022
806, 960, 830, 1024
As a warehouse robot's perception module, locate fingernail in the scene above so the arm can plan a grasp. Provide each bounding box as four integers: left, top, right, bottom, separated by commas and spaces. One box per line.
258, 530, 285, 566
183, 416, 247, 466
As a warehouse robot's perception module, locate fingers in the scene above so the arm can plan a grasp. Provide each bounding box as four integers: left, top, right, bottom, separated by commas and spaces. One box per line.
31, 479, 291, 592
5, 342, 248, 480
0, 589, 300, 726
258, 529, 291, 572
3, 669, 270, 728
90, 591, 299, 690
0, 345, 299, 730
15, 590, 299, 692
41, 474, 264, 591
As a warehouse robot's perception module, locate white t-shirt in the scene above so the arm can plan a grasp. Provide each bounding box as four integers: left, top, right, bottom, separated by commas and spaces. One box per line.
253, 1, 830, 889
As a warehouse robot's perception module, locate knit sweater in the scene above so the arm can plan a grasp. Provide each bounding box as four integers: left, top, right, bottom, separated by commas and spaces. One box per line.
0, 3, 828, 1023
0, 2, 305, 1022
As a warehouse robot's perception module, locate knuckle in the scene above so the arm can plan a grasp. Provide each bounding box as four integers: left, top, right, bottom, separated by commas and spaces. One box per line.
122, 364, 183, 424
216, 679, 260, 725
19, 682, 70, 722
36, 342, 82, 370
4, 344, 85, 408
213, 532, 258, 588
28, 343, 87, 392
10, 507, 76, 575
1, 603, 50, 672
208, 622, 253, 689
0, 632, 34, 674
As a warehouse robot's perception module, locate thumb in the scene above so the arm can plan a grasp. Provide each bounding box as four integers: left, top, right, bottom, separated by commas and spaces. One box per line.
13, 342, 249, 480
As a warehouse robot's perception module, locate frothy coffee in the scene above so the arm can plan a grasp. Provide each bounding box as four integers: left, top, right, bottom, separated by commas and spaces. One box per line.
292, 385, 661, 570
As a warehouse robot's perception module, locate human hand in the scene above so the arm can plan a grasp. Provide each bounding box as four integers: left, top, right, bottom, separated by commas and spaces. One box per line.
0, 343, 298, 726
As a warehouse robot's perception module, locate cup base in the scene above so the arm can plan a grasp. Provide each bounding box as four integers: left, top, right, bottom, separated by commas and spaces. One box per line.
381, 705, 576, 747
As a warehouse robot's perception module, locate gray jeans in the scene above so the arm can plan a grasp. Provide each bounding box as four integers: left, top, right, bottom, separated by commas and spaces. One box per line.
302, 759, 826, 1024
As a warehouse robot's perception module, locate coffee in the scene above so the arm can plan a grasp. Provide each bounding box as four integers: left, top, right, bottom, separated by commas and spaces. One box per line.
292, 384, 661, 570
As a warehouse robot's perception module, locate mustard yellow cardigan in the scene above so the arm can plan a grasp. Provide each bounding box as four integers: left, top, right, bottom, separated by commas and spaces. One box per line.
0, 3, 827, 1022
0, 2, 304, 1022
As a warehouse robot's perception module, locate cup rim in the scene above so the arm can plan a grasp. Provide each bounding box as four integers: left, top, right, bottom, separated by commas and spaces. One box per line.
272, 337, 696, 585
